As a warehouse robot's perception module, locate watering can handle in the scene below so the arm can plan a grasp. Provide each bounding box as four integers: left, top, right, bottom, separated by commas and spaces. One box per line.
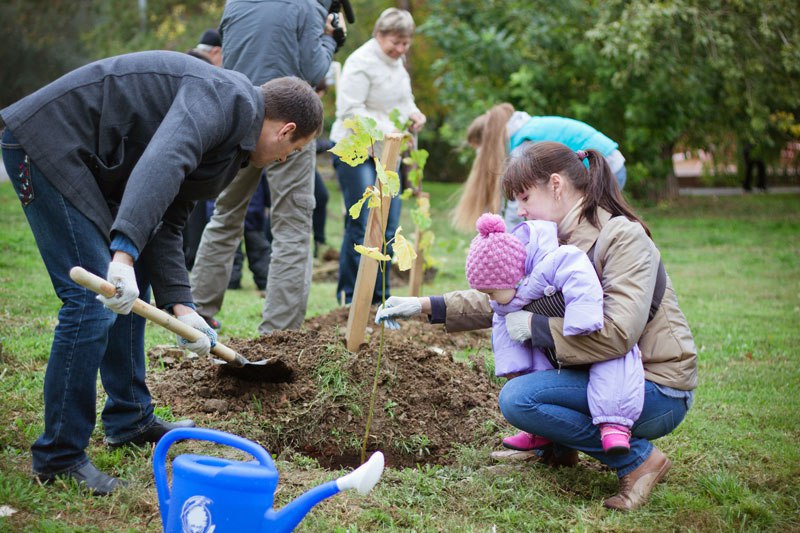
152, 427, 276, 526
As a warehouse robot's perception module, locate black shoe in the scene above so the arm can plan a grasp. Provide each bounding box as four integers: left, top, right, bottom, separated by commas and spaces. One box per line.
37, 461, 126, 496
203, 316, 221, 331
107, 417, 196, 448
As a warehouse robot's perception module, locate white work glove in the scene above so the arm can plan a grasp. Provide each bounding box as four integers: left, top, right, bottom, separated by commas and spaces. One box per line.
506, 310, 533, 342
176, 311, 218, 357
374, 296, 423, 330
96, 261, 139, 315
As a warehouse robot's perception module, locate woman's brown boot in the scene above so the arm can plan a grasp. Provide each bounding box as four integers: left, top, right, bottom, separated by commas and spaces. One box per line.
603, 446, 671, 511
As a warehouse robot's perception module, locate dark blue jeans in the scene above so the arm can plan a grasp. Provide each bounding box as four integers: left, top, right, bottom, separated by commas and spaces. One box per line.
333, 155, 401, 305
2, 128, 156, 475
498, 369, 690, 477
313, 170, 329, 245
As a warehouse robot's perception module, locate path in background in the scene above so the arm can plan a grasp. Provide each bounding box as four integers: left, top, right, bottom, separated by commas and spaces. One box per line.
674, 153, 799, 195
680, 186, 800, 196
2, 157, 796, 194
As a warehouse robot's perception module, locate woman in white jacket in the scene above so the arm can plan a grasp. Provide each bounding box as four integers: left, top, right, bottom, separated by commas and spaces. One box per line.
330, 8, 426, 305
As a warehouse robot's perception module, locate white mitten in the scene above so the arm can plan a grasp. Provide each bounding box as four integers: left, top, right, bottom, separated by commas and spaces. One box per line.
176, 311, 218, 356
374, 296, 423, 330
506, 310, 533, 342
96, 261, 139, 314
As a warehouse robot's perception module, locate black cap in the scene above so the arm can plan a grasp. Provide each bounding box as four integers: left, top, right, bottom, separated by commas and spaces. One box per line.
199, 29, 221, 48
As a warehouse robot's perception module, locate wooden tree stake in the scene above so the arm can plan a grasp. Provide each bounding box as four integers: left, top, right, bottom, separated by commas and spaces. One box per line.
407, 192, 429, 296
345, 133, 404, 351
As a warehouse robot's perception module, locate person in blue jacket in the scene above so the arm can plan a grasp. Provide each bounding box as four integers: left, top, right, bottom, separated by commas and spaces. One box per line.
452, 103, 627, 233
0, 51, 322, 495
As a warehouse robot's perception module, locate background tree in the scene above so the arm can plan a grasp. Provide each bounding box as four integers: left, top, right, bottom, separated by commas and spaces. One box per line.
422, 0, 800, 197
0, 1, 93, 107
4, 0, 798, 198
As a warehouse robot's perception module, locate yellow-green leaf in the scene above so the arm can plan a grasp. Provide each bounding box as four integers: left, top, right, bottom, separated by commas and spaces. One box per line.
389, 108, 411, 132
330, 115, 385, 166
374, 157, 400, 197
419, 229, 435, 252
409, 148, 429, 169
344, 115, 384, 142
354, 244, 391, 262
349, 186, 381, 219
410, 195, 431, 230
367, 187, 382, 209
349, 194, 367, 220
330, 134, 370, 166
392, 227, 417, 271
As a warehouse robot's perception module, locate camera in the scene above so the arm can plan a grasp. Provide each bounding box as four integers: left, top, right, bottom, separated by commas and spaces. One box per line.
327, 0, 354, 51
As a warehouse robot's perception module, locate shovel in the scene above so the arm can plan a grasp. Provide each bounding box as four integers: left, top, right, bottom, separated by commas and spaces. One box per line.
69, 266, 270, 368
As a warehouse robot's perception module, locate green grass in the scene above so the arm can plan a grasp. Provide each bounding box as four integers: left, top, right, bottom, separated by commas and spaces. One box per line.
1, 178, 799, 531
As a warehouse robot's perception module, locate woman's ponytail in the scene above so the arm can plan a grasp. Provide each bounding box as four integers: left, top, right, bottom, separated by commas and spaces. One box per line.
583, 149, 651, 237
503, 142, 651, 237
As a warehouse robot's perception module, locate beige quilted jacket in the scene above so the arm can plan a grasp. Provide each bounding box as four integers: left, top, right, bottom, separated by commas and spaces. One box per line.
443, 203, 697, 391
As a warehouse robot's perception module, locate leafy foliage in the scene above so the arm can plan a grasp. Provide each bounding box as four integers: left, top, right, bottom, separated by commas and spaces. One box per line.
329, 116, 384, 166
403, 149, 430, 190
0, 1, 94, 106
389, 108, 411, 132
329, 113, 419, 463
421, 0, 800, 196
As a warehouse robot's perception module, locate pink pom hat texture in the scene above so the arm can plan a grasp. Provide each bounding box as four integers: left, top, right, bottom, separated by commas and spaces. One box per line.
466, 213, 526, 290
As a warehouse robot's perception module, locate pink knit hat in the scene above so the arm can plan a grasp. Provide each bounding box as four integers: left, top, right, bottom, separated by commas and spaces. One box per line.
466, 213, 526, 290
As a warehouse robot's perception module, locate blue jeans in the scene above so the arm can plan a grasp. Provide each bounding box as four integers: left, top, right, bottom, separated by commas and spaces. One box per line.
2, 128, 156, 475
313, 170, 329, 245
333, 155, 401, 304
615, 165, 627, 190
498, 369, 690, 477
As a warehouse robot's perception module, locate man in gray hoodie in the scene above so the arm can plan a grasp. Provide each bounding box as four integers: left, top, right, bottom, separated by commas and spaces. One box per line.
0, 51, 323, 495
190, 0, 339, 334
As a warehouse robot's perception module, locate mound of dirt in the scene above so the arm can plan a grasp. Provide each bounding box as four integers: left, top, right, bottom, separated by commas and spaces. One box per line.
149, 307, 502, 468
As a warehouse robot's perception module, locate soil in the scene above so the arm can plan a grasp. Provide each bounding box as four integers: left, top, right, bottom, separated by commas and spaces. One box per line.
148, 307, 501, 469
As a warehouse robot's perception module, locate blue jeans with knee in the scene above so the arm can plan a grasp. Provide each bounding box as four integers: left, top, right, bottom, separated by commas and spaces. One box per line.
2, 128, 155, 475
333, 155, 401, 304
498, 369, 690, 477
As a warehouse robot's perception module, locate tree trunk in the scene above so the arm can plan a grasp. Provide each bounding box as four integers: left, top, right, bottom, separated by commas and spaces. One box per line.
661, 143, 679, 200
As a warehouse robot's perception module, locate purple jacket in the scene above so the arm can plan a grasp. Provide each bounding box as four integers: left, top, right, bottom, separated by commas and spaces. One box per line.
491, 220, 603, 376
490, 220, 645, 427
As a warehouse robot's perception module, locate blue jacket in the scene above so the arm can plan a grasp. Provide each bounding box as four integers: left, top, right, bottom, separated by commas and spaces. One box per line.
220, 0, 335, 86
509, 116, 618, 156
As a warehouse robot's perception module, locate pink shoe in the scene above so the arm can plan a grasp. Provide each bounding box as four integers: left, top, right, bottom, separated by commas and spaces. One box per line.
502, 431, 552, 451
600, 424, 631, 455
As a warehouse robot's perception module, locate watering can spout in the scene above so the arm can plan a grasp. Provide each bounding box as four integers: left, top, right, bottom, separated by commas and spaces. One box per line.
263, 451, 385, 533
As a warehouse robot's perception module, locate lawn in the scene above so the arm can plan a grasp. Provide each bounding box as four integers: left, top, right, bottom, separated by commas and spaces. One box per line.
1, 175, 799, 531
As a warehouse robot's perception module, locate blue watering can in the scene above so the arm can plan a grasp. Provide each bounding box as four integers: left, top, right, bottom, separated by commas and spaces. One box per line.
153, 427, 384, 533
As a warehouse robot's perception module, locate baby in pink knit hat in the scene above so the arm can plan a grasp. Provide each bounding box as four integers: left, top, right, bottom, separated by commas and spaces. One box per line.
465, 213, 527, 305
466, 213, 644, 456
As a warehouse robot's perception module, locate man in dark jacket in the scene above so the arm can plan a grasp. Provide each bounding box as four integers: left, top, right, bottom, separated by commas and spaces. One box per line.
0, 50, 322, 495
190, 0, 339, 334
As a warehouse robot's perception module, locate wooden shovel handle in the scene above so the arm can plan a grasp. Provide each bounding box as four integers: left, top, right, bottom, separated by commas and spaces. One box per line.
69, 266, 248, 367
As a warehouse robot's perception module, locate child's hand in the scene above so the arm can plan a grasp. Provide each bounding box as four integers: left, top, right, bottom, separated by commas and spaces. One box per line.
506, 310, 533, 342
375, 296, 423, 329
